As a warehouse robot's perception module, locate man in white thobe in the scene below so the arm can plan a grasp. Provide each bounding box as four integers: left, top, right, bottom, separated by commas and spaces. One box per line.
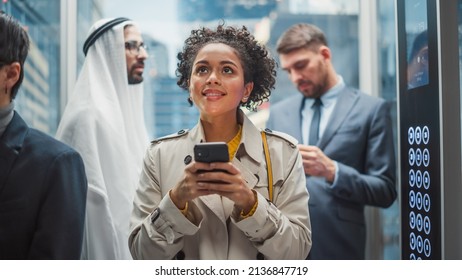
56, 18, 150, 259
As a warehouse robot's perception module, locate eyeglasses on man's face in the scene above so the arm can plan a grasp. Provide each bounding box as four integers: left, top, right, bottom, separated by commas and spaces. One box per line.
124, 41, 148, 56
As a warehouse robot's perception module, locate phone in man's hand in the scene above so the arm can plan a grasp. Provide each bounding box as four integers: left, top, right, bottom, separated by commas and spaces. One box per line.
194, 142, 229, 163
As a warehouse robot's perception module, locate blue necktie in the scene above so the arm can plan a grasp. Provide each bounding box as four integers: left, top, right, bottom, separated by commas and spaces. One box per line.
309, 98, 322, 145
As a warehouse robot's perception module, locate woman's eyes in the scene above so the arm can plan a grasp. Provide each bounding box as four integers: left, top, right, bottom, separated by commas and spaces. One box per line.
223, 67, 233, 74
197, 66, 208, 73
195, 66, 234, 74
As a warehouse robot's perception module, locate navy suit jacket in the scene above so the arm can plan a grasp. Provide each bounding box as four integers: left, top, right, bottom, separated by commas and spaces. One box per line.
267, 87, 396, 259
0, 112, 87, 259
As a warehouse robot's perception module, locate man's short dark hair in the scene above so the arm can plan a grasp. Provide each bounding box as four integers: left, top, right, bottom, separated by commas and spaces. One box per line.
0, 11, 30, 99
276, 23, 328, 54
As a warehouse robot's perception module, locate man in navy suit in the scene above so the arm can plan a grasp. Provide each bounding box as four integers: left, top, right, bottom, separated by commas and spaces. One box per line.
266, 23, 396, 259
0, 11, 87, 259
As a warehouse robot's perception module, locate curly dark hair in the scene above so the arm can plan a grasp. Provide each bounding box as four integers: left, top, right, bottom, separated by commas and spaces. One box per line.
176, 23, 276, 111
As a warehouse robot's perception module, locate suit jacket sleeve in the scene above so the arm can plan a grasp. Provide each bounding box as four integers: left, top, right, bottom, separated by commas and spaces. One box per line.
28, 149, 87, 259
331, 100, 396, 207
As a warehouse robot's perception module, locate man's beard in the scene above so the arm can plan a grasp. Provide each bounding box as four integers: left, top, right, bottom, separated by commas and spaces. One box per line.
297, 67, 329, 98
297, 61, 328, 98
128, 63, 144, 85
298, 80, 323, 98
128, 74, 143, 85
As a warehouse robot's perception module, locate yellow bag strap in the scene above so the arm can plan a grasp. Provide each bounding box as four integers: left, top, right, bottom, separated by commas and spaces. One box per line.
261, 131, 273, 202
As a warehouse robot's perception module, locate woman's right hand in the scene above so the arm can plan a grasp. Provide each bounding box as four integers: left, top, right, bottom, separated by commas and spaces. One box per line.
169, 161, 216, 209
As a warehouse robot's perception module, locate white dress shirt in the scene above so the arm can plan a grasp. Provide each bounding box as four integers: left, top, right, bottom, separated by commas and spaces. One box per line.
301, 75, 345, 145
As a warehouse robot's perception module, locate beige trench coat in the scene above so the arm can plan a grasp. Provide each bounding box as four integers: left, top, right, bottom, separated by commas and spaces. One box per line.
129, 111, 312, 259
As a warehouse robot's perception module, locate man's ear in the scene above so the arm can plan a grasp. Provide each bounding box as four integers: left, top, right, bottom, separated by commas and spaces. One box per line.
5, 62, 21, 89
319, 46, 331, 60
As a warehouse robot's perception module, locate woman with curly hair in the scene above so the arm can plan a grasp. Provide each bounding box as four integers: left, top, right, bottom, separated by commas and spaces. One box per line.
128, 23, 312, 260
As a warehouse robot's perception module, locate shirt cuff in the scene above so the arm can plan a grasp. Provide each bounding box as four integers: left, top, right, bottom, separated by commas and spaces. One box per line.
327, 160, 339, 188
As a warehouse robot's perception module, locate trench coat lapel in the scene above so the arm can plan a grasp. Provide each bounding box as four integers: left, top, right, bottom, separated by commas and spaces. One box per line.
197, 158, 259, 224
194, 112, 261, 224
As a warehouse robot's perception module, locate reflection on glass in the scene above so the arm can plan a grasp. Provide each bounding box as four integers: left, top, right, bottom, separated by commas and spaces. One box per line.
1, 0, 61, 134
407, 31, 429, 89
405, 0, 429, 90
